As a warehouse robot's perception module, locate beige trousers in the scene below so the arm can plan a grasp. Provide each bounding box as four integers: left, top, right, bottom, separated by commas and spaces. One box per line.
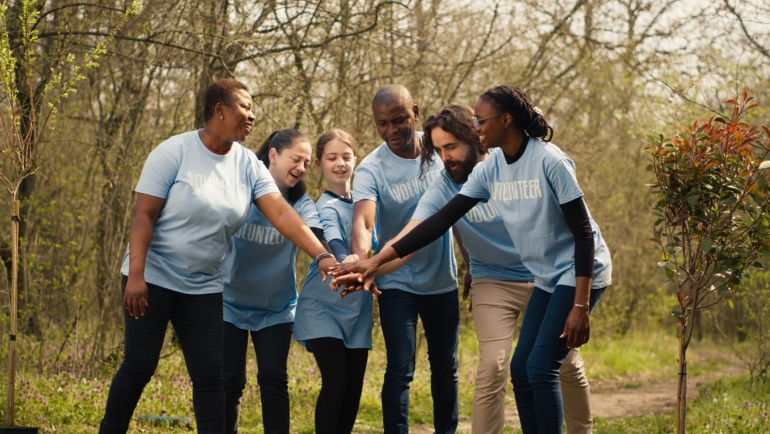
470, 278, 592, 434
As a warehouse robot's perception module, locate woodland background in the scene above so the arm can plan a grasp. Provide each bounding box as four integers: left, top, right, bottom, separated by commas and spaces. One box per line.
1, 0, 770, 387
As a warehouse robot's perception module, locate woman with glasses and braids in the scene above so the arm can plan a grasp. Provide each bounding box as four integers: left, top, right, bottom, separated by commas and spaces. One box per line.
332, 84, 611, 434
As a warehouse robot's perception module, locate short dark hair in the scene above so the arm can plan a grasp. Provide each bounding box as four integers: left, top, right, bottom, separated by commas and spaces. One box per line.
202, 78, 250, 122
480, 85, 553, 141
256, 129, 309, 203
420, 104, 485, 174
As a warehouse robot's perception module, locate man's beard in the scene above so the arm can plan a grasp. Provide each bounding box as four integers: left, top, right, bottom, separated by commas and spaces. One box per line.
446, 153, 478, 184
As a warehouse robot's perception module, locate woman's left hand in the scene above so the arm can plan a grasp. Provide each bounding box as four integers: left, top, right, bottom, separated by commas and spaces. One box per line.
561, 306, 590, 348
318, 256, 339, 283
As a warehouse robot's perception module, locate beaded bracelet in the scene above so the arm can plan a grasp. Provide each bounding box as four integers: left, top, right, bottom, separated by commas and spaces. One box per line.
574, 303, 590, 312
315, 252, 334, 262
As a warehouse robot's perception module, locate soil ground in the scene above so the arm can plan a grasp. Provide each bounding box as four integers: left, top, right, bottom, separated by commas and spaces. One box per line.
408, 353, 744, 433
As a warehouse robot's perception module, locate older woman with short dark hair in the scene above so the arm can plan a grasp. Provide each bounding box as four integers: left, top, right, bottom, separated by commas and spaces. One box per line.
99, 78, 336, 434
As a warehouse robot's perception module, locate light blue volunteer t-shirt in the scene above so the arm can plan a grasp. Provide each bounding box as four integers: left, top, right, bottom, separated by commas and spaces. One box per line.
413, 165, 533, 282
459, 141, 612, 293
222, 193, 321, 332
120, 130, 279, 294
294, 191, 373, 350
352, 139, 457, 295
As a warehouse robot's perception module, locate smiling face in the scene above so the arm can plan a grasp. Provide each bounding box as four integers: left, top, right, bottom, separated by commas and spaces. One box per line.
269, 139, 312, 194
431, 126, 479, 184
221, 89, 255, 143
372, 100, 419, 156
473, 97, 508, 150
316, 138, 356, 189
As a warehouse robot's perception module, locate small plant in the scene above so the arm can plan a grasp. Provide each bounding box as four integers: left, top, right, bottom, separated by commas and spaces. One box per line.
646, 92, 770, 433
0, 0, 140, 427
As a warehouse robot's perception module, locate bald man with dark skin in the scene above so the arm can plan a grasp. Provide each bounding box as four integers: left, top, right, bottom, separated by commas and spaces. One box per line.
351, 85, 421, 260
349, 85, 460, 433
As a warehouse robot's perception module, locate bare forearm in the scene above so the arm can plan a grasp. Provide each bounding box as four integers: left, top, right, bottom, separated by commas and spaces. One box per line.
257, 193, 328, 259
370, 246, 401, 270
351, 225, 373, 259
272, 206, 327, 258
127, 215, 154, 278
376, 248, 414, 275
351, 200, 375, 259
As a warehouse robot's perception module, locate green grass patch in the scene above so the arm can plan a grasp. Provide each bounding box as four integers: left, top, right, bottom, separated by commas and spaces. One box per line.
594, 375, 770, 433
580, 330, 681, 381
0, 322, 745, 433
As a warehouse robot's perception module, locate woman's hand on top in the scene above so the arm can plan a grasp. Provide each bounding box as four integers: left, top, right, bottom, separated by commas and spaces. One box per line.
561, 306, 590, 348
331, 258, 381, 297
123, 276, 149, 320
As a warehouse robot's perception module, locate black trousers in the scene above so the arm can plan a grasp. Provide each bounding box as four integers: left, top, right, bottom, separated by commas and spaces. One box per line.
223, 321, 293, 434
309, 337, 369, 434
100, 278, 224, 434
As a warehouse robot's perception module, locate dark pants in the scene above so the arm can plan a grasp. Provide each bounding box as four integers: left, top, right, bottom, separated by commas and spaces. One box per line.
510, 285, 606, 434
378, 288, 460, 434
223, 321, 293, 434
100, 278, 225, 434
309, 337, 369, 434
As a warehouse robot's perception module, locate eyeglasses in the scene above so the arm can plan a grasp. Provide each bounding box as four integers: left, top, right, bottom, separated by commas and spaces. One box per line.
472, 113, 505, 132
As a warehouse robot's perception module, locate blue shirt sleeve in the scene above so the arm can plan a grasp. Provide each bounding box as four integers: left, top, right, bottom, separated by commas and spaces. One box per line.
250, 156, 281, 202
295, 194, 322, 230
412, 182, 446, 222
320, 203, 344, 243
352, 161, 379, 203
135, 141, 181, 199
544, 154, 583, 205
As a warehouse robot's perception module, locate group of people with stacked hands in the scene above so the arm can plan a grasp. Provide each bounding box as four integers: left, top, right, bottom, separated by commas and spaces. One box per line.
98, 78, 611, 434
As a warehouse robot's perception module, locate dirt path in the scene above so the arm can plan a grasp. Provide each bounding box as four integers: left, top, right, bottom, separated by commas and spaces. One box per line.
408, 359, 743, 433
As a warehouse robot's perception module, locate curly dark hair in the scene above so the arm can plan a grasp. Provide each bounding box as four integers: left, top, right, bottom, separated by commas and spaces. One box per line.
420, 104, 486, 174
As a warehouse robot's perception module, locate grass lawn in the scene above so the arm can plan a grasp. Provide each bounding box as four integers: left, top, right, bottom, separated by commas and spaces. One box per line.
0, 321, 760, 433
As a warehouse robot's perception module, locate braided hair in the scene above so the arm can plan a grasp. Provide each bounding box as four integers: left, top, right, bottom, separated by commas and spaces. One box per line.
480, 85, 553, 142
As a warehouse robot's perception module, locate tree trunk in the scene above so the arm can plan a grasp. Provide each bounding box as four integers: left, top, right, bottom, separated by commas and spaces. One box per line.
17, 174, 39, 337
5, 198, 20, 427
676, 322, 688, 434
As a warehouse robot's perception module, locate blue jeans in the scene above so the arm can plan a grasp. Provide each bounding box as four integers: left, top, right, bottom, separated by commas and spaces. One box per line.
223, 321, 293, 434
378, 288, 460, 434
100, 278, 225, 434
510, 285, 606, 434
